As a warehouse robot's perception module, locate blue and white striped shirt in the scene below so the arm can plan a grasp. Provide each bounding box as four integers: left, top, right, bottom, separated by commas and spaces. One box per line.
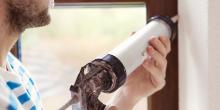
0, 53, 43, 110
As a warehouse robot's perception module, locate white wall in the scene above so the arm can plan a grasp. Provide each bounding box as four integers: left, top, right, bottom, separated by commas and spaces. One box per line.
178, 0, 208, 110
209, 0, 220, 109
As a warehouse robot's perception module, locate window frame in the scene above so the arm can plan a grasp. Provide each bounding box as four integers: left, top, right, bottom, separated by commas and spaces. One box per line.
12, 1, 179, 110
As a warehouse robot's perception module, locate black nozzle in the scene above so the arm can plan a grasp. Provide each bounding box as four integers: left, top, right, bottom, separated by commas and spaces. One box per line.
99, 54, 127, 93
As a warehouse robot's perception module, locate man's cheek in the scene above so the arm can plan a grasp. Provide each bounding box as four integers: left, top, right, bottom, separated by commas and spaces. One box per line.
38, 0, 50, 9
8, 0, 28, 8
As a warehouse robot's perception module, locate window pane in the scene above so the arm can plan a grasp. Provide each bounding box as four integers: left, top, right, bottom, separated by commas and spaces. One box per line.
22, 6, 146, 110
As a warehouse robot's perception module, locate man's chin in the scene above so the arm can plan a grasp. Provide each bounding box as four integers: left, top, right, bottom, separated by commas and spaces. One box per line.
8, 7, 51, 32
29, 10, 51, 28
22, 9, 51, 30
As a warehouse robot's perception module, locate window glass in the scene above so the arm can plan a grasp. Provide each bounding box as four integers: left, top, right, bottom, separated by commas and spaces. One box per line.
22, 6, 146, 110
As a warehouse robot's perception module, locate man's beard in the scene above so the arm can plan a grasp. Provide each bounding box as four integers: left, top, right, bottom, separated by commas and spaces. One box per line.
6, 1, 51, 32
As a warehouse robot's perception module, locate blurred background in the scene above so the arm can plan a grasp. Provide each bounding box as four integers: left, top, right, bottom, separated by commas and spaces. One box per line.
22, 7, 146, 110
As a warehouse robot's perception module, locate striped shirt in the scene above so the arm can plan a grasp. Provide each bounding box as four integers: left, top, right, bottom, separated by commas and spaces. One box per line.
0, 53, 43, 110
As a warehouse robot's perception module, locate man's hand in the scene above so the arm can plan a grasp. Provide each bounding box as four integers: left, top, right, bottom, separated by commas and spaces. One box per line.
107, 36, 171, 110
126, 36, 171, 96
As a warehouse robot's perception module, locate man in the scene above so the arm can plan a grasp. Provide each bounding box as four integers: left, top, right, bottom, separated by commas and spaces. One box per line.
0, 0, 171, 110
